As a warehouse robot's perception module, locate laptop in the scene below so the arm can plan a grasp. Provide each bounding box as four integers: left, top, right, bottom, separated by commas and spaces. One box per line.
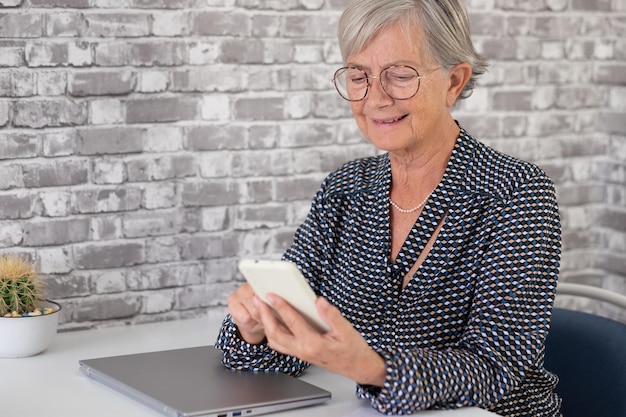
78, 345, 331, 417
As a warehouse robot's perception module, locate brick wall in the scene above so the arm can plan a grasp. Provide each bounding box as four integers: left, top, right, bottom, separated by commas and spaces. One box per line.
0, 0, 624, 329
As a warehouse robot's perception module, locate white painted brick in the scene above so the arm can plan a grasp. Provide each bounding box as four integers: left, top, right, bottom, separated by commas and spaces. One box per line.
90, 98, 124, 125
201, 207, 229, 231
201, 94, 230, 120
42, 129, 78, 157
248, 67, 274, 90
142, 291, 174, 314
545, 0, 567, 10
609, 87, 626, 110
199, 151, 231, 178
74, 294, 141, 322
90, 0, 131, 6
12, 72, 36, 96
0, 46, 22, 67
173, 67, 246, 92
541, 41, 565, 59
143, 183, 177, 209
606, 230, 626, 253
143, 126, 183, 151
188, 42, 220, 65
0, 164, 22, 190
24, 217, 89, 246
38, 247, 72, 274
90, 216, 122, 241
563, 206, 597, 230
71, 70, 134, 96
93, 158, 125, 184
37, 71, 67, 96
203, 258, 237, 284
74, 241, 144, 269
573, 111, 596, 132
292, 150, 321, 173
46, 11, 83, 37
455, 87, 488, 112
68, 41, 92, 66
175, 283, 236, 310
594, 39, 614, 60
2, 0, 623, 329
0, 192, 37, 220
206, 0, 235, 5
323, 41, 342, 64
249, 125, 278, 149
0, 101, 8, 126
39, 190, 71, 217
289, 201, 311, 225
94, 269, 126, 293
279, 122, 335, 147
152, 12, 189, 36
145, 236, 181, 263
14, 98, 88, 128
128, 263, 203, 290
293, 43, 323, 63
569, 159, 595, 182
532, 86, 557, 110
84, 12, 150, 38
300, 0, 324, 9
122, 210, 182, 238
609, 136, 626, 159
126, 155, 195, 182
138, 70, 169, 93
285, 94, 312, 119
0, 221, 22, 248
0, 0, 23, 6
467, 0, 496, 9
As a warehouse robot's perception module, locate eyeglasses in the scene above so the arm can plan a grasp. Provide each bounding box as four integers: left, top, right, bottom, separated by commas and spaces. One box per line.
332, 65, 439, 102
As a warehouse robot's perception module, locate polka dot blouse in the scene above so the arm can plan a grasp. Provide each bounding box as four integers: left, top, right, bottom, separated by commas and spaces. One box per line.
216, 128, 562, 417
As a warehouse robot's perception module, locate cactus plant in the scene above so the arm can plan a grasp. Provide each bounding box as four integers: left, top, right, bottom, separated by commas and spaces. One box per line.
0, 254, 45, 317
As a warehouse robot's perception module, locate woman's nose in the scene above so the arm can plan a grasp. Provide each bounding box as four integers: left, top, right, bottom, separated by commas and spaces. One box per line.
366, 76, 394, 106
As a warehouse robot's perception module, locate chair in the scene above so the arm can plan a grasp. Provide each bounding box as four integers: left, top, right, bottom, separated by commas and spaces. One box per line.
544, 282, 626, 417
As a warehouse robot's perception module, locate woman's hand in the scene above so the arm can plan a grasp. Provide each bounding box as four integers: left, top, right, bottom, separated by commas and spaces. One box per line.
256, 293, 387, 387
227, 283, 266, 344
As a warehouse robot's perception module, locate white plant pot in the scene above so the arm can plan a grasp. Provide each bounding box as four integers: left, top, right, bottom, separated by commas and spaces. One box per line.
0, 300, 61, 358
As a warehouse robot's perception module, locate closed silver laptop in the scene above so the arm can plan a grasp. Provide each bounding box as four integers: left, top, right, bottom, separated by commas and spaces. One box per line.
79, 345, 331, 417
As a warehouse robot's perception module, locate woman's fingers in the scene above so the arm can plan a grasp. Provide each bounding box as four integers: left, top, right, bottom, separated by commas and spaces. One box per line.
227, 284, 266, 344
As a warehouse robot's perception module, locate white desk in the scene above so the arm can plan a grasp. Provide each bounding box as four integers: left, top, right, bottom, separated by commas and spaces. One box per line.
1, 309, 500, 417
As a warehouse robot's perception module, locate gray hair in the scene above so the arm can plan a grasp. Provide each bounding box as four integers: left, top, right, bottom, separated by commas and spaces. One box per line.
338, 0, 488, 100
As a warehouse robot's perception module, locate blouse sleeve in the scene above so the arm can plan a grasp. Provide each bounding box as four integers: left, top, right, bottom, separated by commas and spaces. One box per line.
357, 171, 561, 414
214, 184, 331, 376
214, 314, 309, 376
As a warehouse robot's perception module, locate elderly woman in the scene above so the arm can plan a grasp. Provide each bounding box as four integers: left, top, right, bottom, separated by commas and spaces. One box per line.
216, 0, 562, 416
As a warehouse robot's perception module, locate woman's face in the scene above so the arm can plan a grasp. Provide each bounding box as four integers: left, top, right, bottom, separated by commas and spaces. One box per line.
346, 22, 454, 155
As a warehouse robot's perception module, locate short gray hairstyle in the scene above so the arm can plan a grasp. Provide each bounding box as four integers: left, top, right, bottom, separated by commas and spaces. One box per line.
338, 0, 488, 100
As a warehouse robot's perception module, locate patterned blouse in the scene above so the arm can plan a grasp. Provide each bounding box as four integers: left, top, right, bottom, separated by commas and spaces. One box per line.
216, 128, 562, 417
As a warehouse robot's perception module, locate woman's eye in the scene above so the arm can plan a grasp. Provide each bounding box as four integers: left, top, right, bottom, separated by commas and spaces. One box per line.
389, 74, 415, 83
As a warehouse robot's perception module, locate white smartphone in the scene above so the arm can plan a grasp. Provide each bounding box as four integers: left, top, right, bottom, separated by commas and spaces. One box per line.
238, 259, 330, 333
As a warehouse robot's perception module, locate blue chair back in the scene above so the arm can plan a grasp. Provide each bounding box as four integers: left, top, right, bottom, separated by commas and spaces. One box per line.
544, 308, 626, 417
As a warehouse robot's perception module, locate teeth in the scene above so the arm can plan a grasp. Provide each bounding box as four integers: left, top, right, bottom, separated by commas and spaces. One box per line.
382, 116, 402, 123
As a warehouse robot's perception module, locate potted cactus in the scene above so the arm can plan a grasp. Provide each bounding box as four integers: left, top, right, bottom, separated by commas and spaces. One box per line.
0, 254, 61, 358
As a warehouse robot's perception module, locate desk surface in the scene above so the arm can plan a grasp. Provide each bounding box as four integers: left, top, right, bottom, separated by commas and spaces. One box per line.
1, 309, 500, 417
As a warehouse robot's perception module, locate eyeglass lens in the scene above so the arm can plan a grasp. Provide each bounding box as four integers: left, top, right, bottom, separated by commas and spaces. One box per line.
333, 66, 421, 101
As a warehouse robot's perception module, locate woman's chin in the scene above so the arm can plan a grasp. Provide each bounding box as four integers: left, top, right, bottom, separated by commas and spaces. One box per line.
368, 138, 411, 153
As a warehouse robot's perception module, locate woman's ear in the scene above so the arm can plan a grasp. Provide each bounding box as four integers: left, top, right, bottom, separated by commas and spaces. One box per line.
445, 62, 472, 108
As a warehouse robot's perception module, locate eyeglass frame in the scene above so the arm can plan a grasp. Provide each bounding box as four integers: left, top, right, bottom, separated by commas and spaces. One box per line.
332, 65, 440, 102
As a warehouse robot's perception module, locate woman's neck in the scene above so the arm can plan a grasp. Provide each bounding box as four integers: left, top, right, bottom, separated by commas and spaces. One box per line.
388, 123, 458, 204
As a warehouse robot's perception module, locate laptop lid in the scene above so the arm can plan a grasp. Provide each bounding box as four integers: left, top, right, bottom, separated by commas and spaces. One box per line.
79, 345, 331, 417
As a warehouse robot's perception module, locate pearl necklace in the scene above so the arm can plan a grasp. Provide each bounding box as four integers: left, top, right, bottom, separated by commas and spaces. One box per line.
389, 191, 433, 213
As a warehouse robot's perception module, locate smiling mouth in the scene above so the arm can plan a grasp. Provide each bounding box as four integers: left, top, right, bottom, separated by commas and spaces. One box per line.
376, 114, 408, 124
